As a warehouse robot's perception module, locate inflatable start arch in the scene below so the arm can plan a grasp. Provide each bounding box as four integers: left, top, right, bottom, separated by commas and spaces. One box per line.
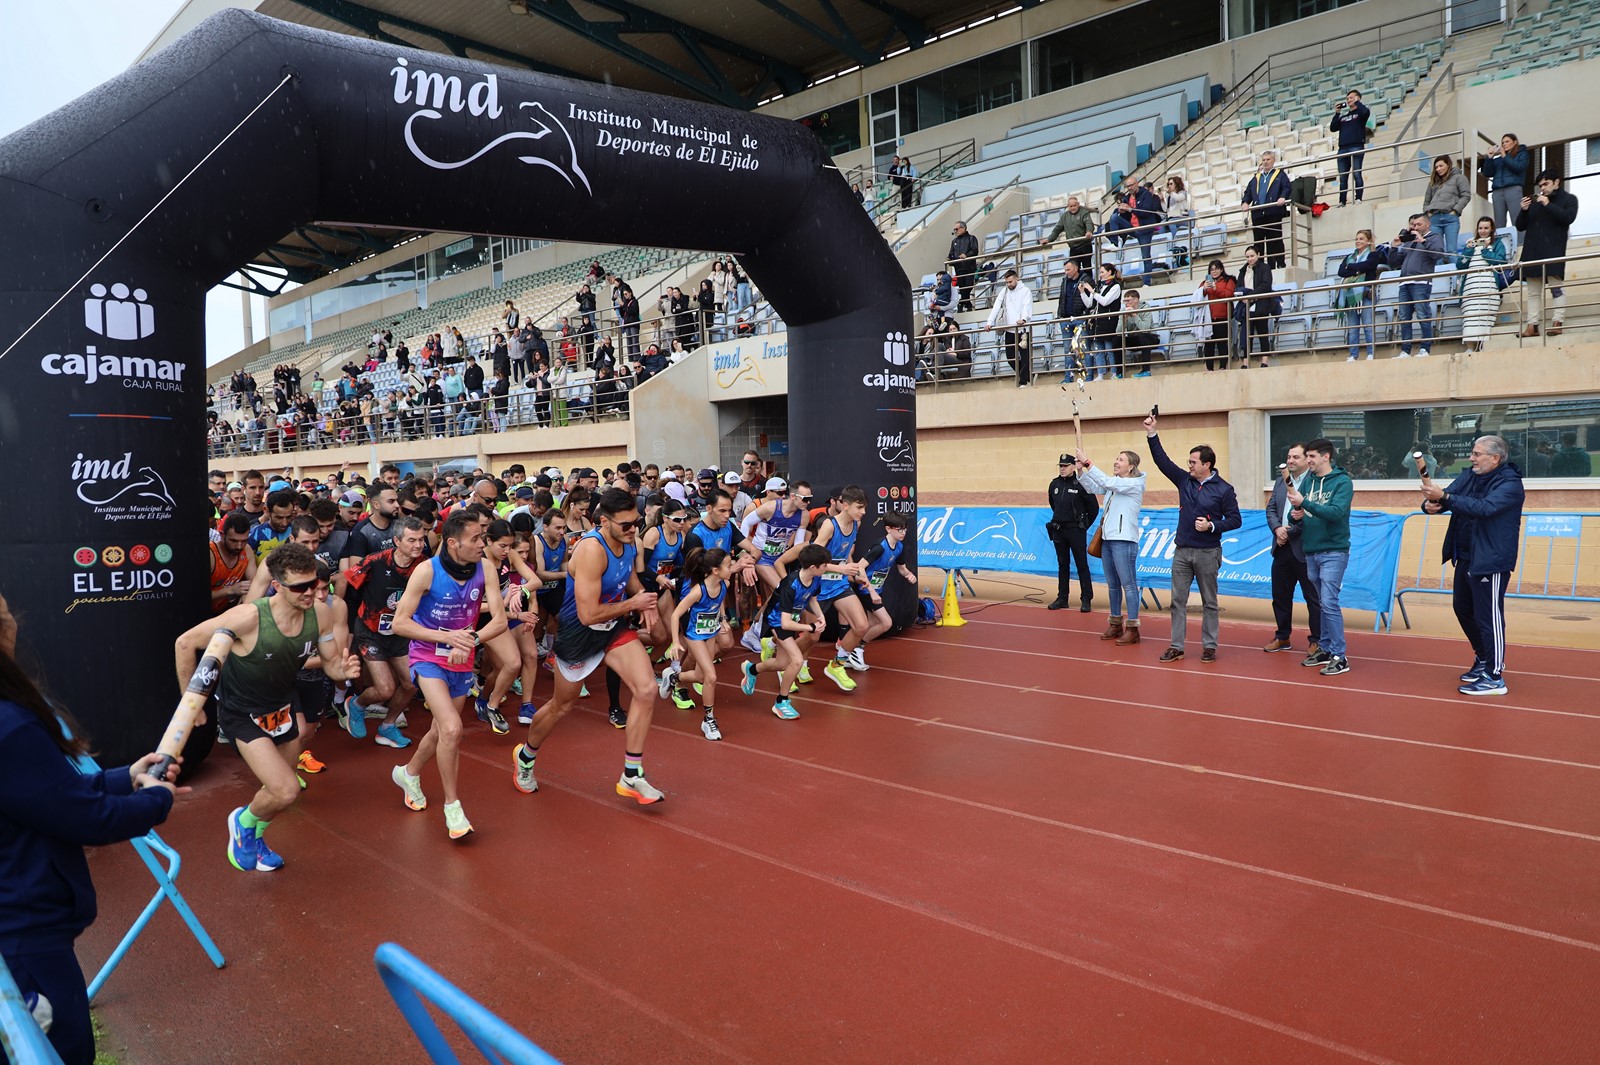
0, 10, 913, 763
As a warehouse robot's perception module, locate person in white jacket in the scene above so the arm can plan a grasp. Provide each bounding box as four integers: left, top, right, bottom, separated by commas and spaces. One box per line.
1074, 447, 1147, 644
985, 269, 1034, 387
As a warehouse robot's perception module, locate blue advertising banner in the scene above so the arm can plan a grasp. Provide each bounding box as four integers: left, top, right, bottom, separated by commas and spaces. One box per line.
916, 506, 1406, 615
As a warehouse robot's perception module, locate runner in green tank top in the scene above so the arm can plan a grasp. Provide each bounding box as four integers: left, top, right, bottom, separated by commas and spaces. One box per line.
175, 543, 358, 873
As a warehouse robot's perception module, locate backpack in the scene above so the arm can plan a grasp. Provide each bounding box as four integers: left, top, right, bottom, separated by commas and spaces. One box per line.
917, 597, 939, 625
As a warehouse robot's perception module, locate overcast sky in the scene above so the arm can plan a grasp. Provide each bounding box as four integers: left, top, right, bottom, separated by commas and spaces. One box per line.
0, 1, 266, 366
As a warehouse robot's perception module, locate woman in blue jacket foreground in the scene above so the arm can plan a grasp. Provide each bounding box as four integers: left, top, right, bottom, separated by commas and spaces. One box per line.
0, 591, 184, 1065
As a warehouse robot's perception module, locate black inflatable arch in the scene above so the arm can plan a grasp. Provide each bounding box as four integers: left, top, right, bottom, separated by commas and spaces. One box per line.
0, 10, 913, 764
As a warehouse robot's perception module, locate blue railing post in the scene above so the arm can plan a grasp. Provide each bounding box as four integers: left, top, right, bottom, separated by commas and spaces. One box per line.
0, 956, 64, 1065
375, 943, 565, 1065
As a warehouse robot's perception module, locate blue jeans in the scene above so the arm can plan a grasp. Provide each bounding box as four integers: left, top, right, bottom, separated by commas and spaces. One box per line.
1103, 212, 1154, 273
1103, 539, 1140, 621
1396, 282, 1433, 350
1431, 212, 1459, 257
1306, 550, 1349, 658
1087, 338, 1114, 376
1345, 301, 1374, 359
1336, 147, 1364, 204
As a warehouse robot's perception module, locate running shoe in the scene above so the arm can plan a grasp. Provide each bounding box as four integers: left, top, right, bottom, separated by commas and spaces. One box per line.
297, 774, 306, 791
512, 677, 523, 696
512, 744, 539, 793
616, 773, 666, 805
670, 687, 696, 711
226, 808, 258, 872
365, 705, 389, 719
740, 628, 763, 655
692, 682, 704, 696
394, 711, 408, 729
443, 801, 474, 840
344, 695, 367, 739
375, 723, 411, 749
845, 647, 869, 672
486, 705, 510, 735
1459, 674, 1508, 696
580, 683, 589, 698
252, 832, 285, 872
760, 637, 775, 662
741, 660, 758, 696
1319, 656, 1351, 676
608, 704, 627, 728
1301, 650, 1332, 668
542, 654, 555, 673
824, 659, 857, 691
700, 714, 723, 741
1459, 658, 1488, 683
392, 765, 427, 811
517, 703, 535, 726
296, 750, 326, 774
771, 698, 800, 720
789, 682, 799, 695
657, 662, 680, 700
797, 663, 813, 684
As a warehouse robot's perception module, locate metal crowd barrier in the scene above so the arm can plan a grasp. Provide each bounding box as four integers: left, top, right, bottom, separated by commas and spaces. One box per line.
0, 956, 61, 1065
375, 943, 563, 1065
1391, 510, 1600, 629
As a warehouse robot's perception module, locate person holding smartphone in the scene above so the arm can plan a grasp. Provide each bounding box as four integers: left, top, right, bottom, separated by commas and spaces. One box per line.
1329, 90, 1370, 206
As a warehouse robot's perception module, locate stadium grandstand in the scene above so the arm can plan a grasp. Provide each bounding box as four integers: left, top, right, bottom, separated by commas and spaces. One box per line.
182, 0, 1598, 514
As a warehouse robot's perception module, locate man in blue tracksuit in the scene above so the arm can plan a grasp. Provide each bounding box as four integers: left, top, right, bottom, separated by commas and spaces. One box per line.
1420, 435, 1525, 696
1144, 414, 1242, 663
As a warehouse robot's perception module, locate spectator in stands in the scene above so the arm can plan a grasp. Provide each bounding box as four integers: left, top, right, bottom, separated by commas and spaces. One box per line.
1380, 212, 1444, 357
1458, 216, 1509, 354
1237, 246, 1279, 369
984, 268, 1034, 387
575, 283, 597, 356
503, 299, 520, 336
493, 331, 513, 383
667, 286, 693, 349
595, 364, 626, 417
937, 321, 973, 380
1336, 229, 1382, 362
489, 369, 510, 431
914, 323, 942, 381
1329, 90, 1370, 207
730, 260, 751, 313
1118, 289, 1160, 379
1102, 177, 1163, 276
594, 335, 617, 374
455, 389, 484, 436
618, 288, 641, 359
1163, 175, 1193, 247
529, 356, 552, 426
441, 326, 458, 362
1047, 195, 1096, 271
1516, 170, 1578, 338
697, 279, 717, 343
1479, 134, 1530, 244
947, 221, 979, 312
557, 318, 579, 367
422, 373, 446, 437
1199, 260, 1235, 372
1242, 150, 1292, 269
1423, 155, 1471, 256
927, 271, 954, 320
1055, 259, 1091, 372
667, 338, 690, 364
463, 352, 484, 396
450, 326, 466, 362
891, 155, 918, 209
1081, 263, 1123, 382
711, 260, 732, 314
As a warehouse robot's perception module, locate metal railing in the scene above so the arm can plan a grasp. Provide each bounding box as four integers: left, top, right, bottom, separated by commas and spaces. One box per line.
1391, 63, 1453, 159
376, 943, 564, 1065
1265, 8, 1450, 82
1390, 510, 1600, 630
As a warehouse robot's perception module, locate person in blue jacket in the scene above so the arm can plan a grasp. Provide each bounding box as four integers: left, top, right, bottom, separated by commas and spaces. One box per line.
0, 591, 183, 1065
1477, 133, 1531, 244
1329, 89, 1371, 206
1420, 434, 1526, 696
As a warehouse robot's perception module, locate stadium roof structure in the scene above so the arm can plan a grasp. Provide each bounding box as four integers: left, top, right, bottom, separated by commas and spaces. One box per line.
149, 0, 1038, 294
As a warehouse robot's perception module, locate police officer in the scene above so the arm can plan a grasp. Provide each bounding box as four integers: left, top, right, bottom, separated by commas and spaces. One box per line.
1047, 454, 1098, 612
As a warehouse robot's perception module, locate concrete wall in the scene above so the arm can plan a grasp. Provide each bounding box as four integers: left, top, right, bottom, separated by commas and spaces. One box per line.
630, 348, 721, 469
1454, 56, 1600, 150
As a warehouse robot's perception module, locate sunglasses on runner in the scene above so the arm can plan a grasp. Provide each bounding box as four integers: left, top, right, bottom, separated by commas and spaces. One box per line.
608, 518, 643, 531
773, 490, 789, 497
278, 577, 319, 593
743, 459, 760, 465
796, 495, 813, 503
665, 515, 686, 523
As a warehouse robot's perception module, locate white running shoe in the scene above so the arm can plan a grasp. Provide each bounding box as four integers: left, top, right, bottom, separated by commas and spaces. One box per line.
443, 800, 474, 840
845, 646, 869, 672
700, 714, 723, 741
392, 765, 427, 811
739, 627, 763, 655
512, 744, 538, 794
657, 661, 680, 700
616, 773, 665, 805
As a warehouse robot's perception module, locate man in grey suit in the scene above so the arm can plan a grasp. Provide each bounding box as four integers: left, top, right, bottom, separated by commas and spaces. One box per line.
1263, 442, 1322, 652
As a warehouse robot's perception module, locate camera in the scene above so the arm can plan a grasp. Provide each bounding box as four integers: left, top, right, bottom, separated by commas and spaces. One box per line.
1398, 229, 1417, 243
1335, 102, 1345, 110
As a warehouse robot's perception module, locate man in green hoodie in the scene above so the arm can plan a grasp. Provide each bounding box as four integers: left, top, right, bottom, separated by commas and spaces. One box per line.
1288, 438, 1354, 676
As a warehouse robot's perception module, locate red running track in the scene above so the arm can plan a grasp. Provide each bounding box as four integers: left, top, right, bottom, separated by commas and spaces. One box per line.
78, 605, 1600, 1064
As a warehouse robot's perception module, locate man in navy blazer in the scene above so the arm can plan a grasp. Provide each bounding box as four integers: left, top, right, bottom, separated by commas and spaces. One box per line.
1243, 150, 1293, 268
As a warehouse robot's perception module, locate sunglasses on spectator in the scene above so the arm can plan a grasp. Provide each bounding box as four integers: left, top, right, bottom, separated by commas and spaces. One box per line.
277, 577, 319, 593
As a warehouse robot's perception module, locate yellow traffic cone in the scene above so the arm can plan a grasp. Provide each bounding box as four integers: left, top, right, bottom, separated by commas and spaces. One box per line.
937, 571, 967, 627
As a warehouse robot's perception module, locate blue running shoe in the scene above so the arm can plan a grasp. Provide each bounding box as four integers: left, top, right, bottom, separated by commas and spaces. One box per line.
227, 807, 256, 871
741, 660, 758, 696
1459, 674, 1508, 696
375, 723, 411, 749
1459, 658, 1488, 683
518, 703, 535, 725
252, 832, 285, 872
344, 695, 367, 739
771, 698, 800, 720
475, 697, 490, 723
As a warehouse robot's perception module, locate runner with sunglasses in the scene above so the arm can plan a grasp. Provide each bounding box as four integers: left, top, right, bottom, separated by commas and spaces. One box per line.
637, 498, 689, 665
738, 477, 809, 654
173, 542, 360, 872
514, 488, 667, 805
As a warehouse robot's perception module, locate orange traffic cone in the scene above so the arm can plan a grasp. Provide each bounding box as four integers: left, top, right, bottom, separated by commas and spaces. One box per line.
937, 571, 966, 627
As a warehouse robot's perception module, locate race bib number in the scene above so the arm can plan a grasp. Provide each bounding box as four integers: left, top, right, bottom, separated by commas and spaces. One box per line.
587, 617, 619, 633
378, 612, 395, 635
762, 539, 785, 557
692, 613, 721, 637
868, 572, 888, 589
657, 560, 676, 576
435, 642, 458, 658
252, 705, 294, 738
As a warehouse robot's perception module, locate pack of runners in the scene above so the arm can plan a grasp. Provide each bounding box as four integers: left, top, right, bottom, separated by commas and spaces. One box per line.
192, 459, 915, 869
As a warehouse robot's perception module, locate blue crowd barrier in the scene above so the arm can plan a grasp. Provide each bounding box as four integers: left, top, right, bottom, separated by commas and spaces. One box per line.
0, 955, 63, 1065
376, 943, 564, 1065
1392, 510, 1600, 629
918, 505, 1407, 629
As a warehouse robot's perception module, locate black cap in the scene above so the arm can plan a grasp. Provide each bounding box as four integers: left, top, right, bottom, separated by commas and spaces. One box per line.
512, 485, 535, 499
1059, 454, 1074, 465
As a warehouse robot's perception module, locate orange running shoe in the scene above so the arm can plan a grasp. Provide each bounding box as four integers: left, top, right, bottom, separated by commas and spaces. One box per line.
296, 750, 326, 774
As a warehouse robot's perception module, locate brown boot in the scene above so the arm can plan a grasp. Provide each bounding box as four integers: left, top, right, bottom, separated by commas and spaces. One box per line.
1099, 619, 1124, 641
1116, 624, 1141, 645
